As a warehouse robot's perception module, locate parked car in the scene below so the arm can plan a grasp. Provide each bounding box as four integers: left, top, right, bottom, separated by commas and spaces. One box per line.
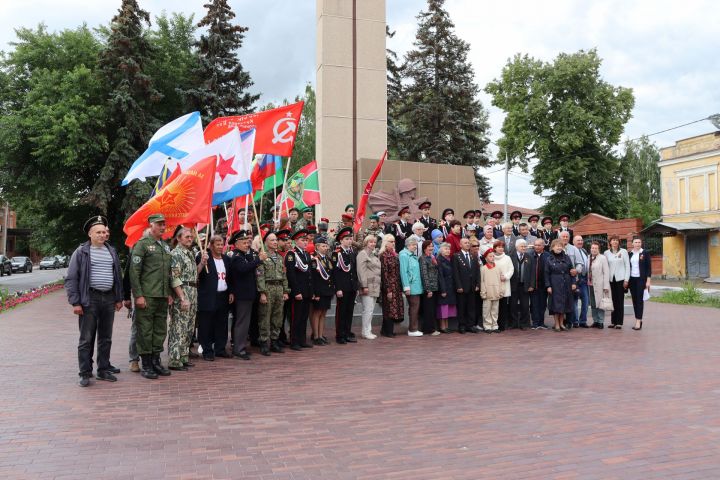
55, 255, 69, 268
39, 256, 60, 270
11, 256, 33, 273
0, 255, 11, 276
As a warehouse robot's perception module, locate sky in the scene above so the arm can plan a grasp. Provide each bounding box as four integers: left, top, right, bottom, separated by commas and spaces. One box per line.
1, 0, 719, 209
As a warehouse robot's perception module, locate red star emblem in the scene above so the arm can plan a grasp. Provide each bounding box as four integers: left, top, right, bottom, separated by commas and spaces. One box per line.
216, 154, 237, 181
156, 190, 177, 208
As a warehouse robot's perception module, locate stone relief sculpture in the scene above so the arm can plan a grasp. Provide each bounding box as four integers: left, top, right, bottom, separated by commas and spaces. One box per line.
368, 178, 430, 222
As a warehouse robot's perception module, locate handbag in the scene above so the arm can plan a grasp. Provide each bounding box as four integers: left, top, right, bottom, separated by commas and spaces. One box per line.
599, 293, 614, 312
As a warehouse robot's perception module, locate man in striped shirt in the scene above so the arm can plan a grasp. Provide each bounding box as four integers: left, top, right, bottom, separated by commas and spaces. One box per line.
65, 216, 124, 387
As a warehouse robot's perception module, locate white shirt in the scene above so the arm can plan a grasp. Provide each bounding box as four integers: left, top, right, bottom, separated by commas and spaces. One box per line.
630, 248, 642, 277
214, 258, 228, 292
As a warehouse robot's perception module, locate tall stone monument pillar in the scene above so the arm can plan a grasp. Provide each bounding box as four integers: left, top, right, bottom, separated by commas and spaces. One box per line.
316, 0, 387, 223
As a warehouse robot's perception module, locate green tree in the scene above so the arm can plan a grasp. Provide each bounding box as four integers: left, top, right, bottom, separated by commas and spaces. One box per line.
0, 25, 108, 254
182, 0, 259, 124
621, 135, 661, 225
386, 25, 404, 161
486, 49, 635, 219
87, 0, 160, 232
396, 0, 491, 199
146, 12, 199, 123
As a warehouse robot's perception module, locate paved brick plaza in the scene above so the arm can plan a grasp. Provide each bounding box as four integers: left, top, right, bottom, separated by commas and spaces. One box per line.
1, 292, 719, 479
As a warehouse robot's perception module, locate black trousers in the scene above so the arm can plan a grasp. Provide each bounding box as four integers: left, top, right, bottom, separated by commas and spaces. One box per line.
530, 289, 548, 327
628, 277, 645, 320
510, 287, 531, 329
498, 297, 511, 331
421, 293, 437, 334
456, 291, 475, 330
335, 290, 357, 340
290, 297, 311, 346
609, 280, 625, 325
78, 290, 115, 377
197, 291, 230, 357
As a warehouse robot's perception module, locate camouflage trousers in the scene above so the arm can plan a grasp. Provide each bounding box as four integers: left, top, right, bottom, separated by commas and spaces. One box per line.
168, 286, 198, 367
258, 284, 285, 342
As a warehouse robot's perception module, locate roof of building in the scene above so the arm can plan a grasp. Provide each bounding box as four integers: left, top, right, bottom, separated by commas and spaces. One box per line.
481, 203, 542, 217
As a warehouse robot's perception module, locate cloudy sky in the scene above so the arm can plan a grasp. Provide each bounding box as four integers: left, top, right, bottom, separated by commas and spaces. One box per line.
2, 0, 719, 209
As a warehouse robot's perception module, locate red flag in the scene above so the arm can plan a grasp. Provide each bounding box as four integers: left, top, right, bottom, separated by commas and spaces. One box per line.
204, 102, 304, 156
123, 156, 217, 247
354, 150, 387, 233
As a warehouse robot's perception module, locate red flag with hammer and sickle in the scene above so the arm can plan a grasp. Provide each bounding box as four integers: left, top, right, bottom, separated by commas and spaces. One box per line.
354, 150, 387, 233
123, 155, 217, 247
203, 101, 304, 157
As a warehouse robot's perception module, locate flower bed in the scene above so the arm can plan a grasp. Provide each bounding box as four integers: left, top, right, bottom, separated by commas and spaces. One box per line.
0, 282, 64, 314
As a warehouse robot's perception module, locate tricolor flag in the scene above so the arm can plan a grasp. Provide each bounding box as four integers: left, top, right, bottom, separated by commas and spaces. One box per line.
211, 129, 256, 206
122, 112, 204, 185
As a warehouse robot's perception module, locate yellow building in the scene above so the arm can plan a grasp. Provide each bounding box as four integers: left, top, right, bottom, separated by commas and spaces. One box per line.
645, 131, 720, 278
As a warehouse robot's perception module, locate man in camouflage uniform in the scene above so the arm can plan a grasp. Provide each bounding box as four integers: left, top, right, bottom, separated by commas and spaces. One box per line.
129, 213, 173, 380
294, 207, 314, 232
168, 227, 200, 371
360, 214, 384, 251
256, 231, 290, 356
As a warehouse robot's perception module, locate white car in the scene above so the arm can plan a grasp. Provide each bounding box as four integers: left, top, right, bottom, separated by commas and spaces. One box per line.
39, 257, 60, 270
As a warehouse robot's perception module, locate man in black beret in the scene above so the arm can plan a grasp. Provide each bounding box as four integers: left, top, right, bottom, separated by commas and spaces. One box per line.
65, 216, 124, 387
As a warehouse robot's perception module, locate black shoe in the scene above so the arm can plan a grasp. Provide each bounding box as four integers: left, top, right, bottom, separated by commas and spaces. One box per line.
260, 343, 271, 356
596, 323, 604, 329
519, 327, 528, 331
347, 332, 356, 339
96, 371, 118, 382
202, 355, 215, 362
140, 355, 158, 379
78, 376, 90, 387
184, 361, 195, 367
345, 336, 357, 343
312, 337, 324, 346
579, 324, 589, 328
290, 345, 303, 351
300, 343, 313, 348
151, 354, 171, 376
233, 351, 251, 360
107, 365, 121, 374
320, 336, 329, 344
215, 352, 232, 359
632, 321, 643, 331
457, 328, 466, 334
270, 342, 284, 353
168, 365, 187, 371
336, 337, 347, 344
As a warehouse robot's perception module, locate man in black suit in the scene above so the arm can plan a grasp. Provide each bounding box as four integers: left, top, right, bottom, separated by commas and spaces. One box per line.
333, 227, 359, 344
196, 235, 234, 361
509, 239, 533, 330
528, 238, 549, 329
284, 229, 315, 350
452, 237, 480, 333
418, 201, 437, 240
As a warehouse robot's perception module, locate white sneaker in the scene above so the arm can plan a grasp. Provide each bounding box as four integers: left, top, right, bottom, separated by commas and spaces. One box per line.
431, 330, 441, 336
363, 333, 377, 340
408, 330, 424, 337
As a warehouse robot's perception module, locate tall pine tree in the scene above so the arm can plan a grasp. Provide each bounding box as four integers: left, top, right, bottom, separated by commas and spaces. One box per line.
182, 0, 259, 123
87, 0, 160, 226
396, 0, 491, 198
386, 26, 404, 161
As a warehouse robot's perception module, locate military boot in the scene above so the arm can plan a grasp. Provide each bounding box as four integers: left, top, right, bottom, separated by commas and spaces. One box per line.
270, 340, 284, 353
140, 355, 158, 379
152, 354, 171, 376
260, 341, 271, 356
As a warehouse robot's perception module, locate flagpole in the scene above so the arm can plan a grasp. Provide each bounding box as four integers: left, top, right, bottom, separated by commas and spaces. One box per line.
223, 201, 230, 252
193, 227, 209, 273
250, 200, 266, 253
279, 156, 292, 218
273, 162, 278, 224
259, 191, 265, 225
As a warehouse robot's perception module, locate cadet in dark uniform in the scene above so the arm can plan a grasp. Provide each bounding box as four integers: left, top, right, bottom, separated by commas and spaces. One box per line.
418, 201, 437, 240
285, 229, 315, 350
310, 236, 334, 345
333, 227, 359, 344
554, 214, 573, 240
541, 216, 554, 250
491, 210, 504, 238
510, 210, 523, 236
439, 208, 454, 238
129, 213, 173, 379
387, 206, 413, 253
528, 214, 542, 239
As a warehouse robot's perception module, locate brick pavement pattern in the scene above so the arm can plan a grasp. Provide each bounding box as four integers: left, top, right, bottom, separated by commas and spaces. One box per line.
1, 291, 720, 479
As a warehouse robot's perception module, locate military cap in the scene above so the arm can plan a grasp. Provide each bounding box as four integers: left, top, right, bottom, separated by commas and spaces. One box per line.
528, 214, 540, 223
345, 204, 355, 211
306, 225, 317, 232
398, 206, 410, 216
289, 207, 300, 214
276, 229, 291, 240
418, 200, 432, 209
441, 208, 454, 219
320, 217, 330, 223
291, 229, 309, 241
541, 216, 553, 226
559, 214, 570, 222
230, 229, 251, 244
491, 210, 503, 219
463, 210, 475, 219
369, 214, 379, 221
262, 230, 275, 242
376, 211, 387, 217
314, 236, 328, 245
336, 226, 353, 241
148, 213, 166, 224
83, 215, 108, 234
474, 209, 482, 216
301, 207, 313, 213
510, 210, 523, 220
341, 213, 354, 221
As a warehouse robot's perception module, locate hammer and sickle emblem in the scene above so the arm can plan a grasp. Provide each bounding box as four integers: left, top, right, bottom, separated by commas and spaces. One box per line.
272, 117, 297, 144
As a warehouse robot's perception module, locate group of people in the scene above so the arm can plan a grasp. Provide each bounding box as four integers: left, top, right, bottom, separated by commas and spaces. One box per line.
65, 201, 652, 387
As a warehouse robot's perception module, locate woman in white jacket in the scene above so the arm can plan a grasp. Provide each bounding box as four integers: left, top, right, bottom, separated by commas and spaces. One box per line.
492, 240, 514, 332
589, 241, 611, 328
603, 235, 630, 328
